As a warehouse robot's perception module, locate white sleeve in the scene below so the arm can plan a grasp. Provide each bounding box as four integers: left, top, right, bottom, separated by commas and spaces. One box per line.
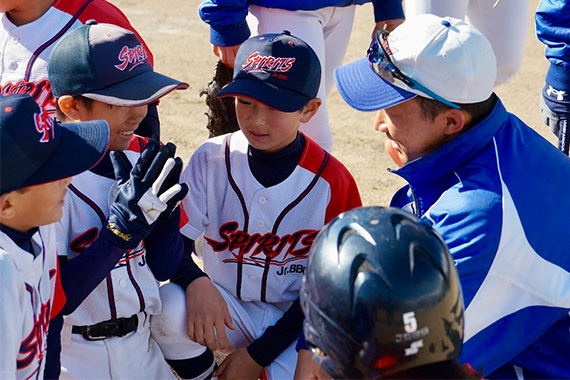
55, 192, 72, 257
0, 256, 24, 377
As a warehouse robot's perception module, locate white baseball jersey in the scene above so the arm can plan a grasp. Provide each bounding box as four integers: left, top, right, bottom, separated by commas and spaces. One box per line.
55, 137, 161, 327
180, 131, 362, 303
0, 224, 66, 379
0, 0, 153, 116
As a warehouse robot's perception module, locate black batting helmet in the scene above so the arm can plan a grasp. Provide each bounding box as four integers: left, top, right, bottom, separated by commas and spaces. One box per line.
300, 206, 464, 379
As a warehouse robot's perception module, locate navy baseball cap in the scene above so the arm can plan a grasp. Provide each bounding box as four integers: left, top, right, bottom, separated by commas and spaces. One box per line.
48, 22, 188, 107
0, 94, 110, 195
217, 31, 321, 112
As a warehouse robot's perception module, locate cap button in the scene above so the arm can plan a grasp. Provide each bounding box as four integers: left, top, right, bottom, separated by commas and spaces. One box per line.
85, 19, 97, 25
441, 19, 451, 27
282, 30, 291, 35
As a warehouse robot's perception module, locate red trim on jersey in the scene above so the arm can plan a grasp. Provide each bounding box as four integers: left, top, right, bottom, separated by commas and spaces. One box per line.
50, 260, 67, 319
299, 137, 362, 223
127, 135, 151, 153
52, 0, 155, 66
296, 134, 327, 174
179, 204, 189, 228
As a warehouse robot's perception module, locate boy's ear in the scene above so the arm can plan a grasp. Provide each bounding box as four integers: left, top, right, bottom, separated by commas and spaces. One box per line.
300, 98, 322, 123
57, 96, 81, 122
0, 193, 16, 221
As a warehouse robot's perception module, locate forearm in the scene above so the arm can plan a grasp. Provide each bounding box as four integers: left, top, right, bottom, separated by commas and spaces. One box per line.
535, 0, 570, 89
144, 217, 185, 281
170, 235, 208, 290
44, 314, 63, 380
247, 298, 304, 367
59, 237, 125, 315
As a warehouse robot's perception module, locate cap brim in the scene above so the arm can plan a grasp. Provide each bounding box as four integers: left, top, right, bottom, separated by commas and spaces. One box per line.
334, 57, 416, 112
20, 119, 110, 188
83, 70, 189, 107
217, 79, 310, 113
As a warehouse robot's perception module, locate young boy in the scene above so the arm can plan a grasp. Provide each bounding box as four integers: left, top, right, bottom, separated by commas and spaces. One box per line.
198, 0, 405, 152
0, 0, 161, 137
152, 31, 362, 380
47, 22, 215, 379
0, 93, 110, 379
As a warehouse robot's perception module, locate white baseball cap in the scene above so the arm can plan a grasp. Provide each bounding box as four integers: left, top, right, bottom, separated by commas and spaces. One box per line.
334, 14, 497, 111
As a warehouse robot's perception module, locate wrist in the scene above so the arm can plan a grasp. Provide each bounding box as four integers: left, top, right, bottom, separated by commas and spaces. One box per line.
156, 205, 181, 226
246, 344, 266, 368
546, 63, 570, 92
100, 217, 143, 250
210, 22, 250, 46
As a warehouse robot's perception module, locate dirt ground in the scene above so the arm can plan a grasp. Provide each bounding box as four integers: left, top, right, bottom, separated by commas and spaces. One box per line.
111, 0, 553, 207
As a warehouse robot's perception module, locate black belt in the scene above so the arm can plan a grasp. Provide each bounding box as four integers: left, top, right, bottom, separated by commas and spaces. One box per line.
72, 314, 138, 341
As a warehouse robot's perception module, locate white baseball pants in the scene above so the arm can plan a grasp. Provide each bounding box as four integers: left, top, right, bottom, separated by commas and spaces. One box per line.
155, 281, 298, 380
404, 0, 529, 84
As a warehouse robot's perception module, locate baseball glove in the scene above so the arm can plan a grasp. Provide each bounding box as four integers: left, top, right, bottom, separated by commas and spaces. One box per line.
200, 59, 240, 137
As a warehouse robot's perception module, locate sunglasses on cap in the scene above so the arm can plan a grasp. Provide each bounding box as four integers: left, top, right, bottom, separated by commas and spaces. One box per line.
368, 30, 461, 109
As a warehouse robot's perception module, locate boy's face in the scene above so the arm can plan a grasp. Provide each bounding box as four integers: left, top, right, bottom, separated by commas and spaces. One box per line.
373, 99, 453, 164
235, 96, 317, 154
0, 0, 26, 14
0, 178, 72, 232
76, 99, 148, 151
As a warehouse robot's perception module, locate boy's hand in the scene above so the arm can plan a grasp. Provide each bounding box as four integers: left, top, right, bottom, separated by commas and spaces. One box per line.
212, 44, 241, 69
185, 277, 235, 352
138, 151, 188, 225
294, 349, 331, 380
371, 17, 405, 38
213, 347, 262, 380
101, 138, 187, 249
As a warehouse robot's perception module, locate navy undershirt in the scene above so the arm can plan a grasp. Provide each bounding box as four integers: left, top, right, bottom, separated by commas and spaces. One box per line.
0, 224, 36, 255
248, 132, 306, 187
90, 151, 115, 179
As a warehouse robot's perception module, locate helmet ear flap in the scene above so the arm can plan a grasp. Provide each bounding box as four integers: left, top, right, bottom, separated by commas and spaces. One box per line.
352, 270, 390, 373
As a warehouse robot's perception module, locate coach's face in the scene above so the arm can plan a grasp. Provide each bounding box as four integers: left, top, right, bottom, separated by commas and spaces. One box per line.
373, 99, 464, 164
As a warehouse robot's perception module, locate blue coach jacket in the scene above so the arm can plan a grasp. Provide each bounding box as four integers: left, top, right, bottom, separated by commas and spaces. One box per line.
535, 0, 570, 90
390, 99, 570, 379
198, 0, 404, 46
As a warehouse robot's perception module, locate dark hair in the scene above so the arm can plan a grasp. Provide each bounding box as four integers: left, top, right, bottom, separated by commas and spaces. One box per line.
385, 359, 482, 380
54, 95, 94, 121
415, 93, 498, 131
